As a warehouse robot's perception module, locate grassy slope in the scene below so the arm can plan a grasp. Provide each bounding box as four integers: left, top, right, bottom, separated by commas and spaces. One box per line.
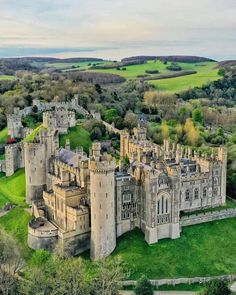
0, 127, 8, 144
32, 60, 111, 71
0, 169, 26, 207
0, 75, 16, 80
88, 61, 220, 92
150, 63, 220, 92
111, 219, 236, 279
59, 124, 92, 153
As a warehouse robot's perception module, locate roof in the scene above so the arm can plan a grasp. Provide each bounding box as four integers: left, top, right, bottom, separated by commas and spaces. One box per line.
59, 148, 77, 167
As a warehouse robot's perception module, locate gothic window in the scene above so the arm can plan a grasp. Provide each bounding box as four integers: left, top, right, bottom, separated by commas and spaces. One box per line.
203, 187, 207, 198
157, 195, 169, 215
194, 188, 199, 199
185, 189, 190, 201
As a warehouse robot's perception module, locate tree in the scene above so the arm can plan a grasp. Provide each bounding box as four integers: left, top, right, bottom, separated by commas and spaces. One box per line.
192, 108, 203, 124
201, 280, 231, 295
92, 256, 127, 295
161, 122, 169, 139
51, 258, 90, 295
134, 275, 154, 295
0, 230, 24, 295
184, 118, 200, 146
124, 112, 138, 130
104, 108, 119, 123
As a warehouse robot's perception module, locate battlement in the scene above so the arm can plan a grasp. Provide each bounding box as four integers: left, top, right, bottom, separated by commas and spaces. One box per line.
89, 158, 116, 173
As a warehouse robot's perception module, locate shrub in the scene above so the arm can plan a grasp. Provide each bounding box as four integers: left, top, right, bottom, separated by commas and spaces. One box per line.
134, 275, 154, 295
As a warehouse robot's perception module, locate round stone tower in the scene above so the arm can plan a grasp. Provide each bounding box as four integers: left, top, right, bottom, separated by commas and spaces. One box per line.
89, 142, 116, 261
24, 142, 47, 204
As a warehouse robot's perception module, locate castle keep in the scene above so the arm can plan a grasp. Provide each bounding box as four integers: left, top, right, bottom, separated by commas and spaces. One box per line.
25, 124, 227, 260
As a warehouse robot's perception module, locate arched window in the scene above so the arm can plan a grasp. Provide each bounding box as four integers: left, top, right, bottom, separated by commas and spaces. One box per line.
185, 189, 190, 201
194, 188, 199, 199
157, 195, 169, 215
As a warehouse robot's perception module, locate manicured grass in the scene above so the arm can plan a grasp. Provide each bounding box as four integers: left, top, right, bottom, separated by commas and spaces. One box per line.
157, 283, 204, 291
0, 75, 16, 80
111, 219, 236, 279
59, 124, 92, 153
0, 169, 26, 207
149, 63, 220, 93
0, 207, 31, 253
0, 127, 8, 144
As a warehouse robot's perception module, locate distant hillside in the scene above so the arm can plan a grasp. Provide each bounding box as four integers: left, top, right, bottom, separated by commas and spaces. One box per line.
122, 55, 216, 63
217, 60, 236, 68
0, 57, 104, 63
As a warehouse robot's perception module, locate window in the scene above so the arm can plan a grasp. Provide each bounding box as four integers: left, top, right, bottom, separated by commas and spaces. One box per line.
213, 187, 218, 196
123, 192, 131, 203
194, 188, 199, 199
157, 195, 169, 215
203, 187, 207, 198
185, 189, 190, 201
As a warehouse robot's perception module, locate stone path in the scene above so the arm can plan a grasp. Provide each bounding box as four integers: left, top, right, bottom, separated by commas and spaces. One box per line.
120, 291, 196, 295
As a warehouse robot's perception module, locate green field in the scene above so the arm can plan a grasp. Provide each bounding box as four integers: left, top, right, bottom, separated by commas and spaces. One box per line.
150, 63, 220, 92
0, 127, 8, 144
0, 169, 26, 207
59, 124, 92, 153
110, 219, 236, 279
88, 60, 220, 93
0, 75, 16, 80
32, 60, 112, 72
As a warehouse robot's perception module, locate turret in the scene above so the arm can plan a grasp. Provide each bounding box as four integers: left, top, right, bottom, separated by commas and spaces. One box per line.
120, 130, 130, 159
218, 146, 227, 204
89, 143, 116, 260
24, 142, 47, 204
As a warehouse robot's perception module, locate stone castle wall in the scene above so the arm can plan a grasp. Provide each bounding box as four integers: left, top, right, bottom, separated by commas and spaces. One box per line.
180, 208, 236, 227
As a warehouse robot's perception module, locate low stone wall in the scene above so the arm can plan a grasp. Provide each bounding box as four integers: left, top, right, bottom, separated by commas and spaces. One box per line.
180, 208, 236, 227
122, 274, 236, 287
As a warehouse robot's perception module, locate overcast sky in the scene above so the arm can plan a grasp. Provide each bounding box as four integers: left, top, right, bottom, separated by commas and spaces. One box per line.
0, 0, 235, 60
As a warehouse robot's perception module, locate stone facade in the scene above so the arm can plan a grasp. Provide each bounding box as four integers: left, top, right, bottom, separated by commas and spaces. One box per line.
26, 126, 227, 260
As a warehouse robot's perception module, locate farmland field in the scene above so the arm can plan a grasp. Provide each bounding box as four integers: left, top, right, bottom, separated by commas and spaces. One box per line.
88, 60, 220, 92
0, 75, 16, 80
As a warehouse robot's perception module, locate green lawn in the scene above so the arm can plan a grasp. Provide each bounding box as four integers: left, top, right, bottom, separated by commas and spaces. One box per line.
0, 169, 26, 207
149, 63, 220, 93
0, 128, 8, 144
0, 75, 16, 80
111, 219, 236, 279
59, 124, 92, 153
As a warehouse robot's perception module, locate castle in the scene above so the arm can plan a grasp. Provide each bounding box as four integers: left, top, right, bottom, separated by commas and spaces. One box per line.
26, 126, 227, 260
0, 101, 227, 261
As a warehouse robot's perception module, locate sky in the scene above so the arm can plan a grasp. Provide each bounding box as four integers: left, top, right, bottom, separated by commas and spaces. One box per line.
0, 0, 235, 60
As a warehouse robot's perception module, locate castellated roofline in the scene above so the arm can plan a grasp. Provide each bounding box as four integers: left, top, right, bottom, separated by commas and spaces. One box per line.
89, 159, 116, 173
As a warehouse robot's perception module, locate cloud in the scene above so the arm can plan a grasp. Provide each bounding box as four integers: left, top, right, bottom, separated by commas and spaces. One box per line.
0, 0, 235, 59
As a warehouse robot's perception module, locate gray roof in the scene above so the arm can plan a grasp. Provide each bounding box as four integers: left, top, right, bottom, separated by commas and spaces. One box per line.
59, 148, 77, 167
